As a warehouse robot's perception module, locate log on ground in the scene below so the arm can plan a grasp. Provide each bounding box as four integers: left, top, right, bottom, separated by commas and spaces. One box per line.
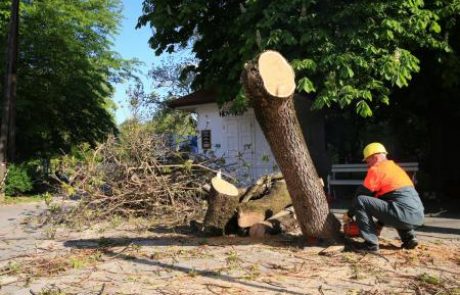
237, 180, 291, 228
249, 206, 298, 238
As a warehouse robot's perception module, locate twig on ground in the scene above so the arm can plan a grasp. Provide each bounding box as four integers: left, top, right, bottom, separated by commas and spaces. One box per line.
318, 285, 325, 295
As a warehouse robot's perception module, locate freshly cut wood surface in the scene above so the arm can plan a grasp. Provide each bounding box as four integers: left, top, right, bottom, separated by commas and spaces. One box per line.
238, 211, 266, 228
211, 176, 239, 196
258, 50, 295, 98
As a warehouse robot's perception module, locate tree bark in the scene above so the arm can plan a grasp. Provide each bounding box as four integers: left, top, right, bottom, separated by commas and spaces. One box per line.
0, 0, 19, 171
241, 50, 341, 241
240, 173, 282, 203
202, 176, 240, 235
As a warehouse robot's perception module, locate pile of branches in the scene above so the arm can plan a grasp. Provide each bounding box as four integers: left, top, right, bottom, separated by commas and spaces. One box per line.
58, 129, 217, 220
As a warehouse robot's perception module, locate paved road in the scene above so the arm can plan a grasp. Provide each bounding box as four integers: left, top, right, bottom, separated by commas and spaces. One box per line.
0, 202, 46, 260
0, 203, 458, 261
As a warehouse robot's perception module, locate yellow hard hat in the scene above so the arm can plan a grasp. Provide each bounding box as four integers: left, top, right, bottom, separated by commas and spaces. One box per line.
363, 142, 387, 160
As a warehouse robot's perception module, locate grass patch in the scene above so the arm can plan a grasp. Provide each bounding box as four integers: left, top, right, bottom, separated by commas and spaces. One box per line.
31, 285, 66, 295
417, 273, 442, 285
1, 194, 44, 205
0, 261, 22, 276
242, 264, 261, 280
225, 249, 242, 270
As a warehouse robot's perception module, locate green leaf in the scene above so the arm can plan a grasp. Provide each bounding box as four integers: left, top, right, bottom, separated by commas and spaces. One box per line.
356, 100, 373, 117
385, 30, 394, 40
362, 90, 372, 101
430, 22, 441, 33
297, 77, 316, 93
135, 0, 458, 118
379, 95, 390, 105
346, 66, 354, 78
291, 59, 317, 71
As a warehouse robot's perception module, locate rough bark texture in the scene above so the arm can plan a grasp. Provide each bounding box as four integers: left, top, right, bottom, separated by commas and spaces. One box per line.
202, 182, 240, 236
240, 172, 283, 203
241, 51, 341, 240
237, 180, 291, 228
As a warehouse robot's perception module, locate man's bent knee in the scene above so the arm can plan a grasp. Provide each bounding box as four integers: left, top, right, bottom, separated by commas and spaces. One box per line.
353, 195, 372, 209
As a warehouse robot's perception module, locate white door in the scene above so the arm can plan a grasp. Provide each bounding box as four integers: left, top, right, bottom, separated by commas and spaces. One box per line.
223, 115, 255, 183
225, 118, 239, 163
238, 114, 255, 179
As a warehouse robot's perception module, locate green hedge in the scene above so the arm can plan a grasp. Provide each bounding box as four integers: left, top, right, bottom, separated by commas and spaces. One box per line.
5, 164, 33, 196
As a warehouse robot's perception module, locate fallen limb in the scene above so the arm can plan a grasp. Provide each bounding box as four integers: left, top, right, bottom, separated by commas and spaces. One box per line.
238, 180, 291, 228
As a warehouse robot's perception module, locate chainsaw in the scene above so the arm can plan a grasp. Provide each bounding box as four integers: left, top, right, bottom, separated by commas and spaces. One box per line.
343, 220, 383, 237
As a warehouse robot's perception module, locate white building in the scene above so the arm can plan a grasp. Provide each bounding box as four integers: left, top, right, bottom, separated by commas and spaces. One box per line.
169, 90, 277, 184
168, 90, 330, 185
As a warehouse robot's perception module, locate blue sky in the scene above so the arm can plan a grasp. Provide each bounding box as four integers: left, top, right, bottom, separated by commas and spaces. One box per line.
111, 0, 158, 124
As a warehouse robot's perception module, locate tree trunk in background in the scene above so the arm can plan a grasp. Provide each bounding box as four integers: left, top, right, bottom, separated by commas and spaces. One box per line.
241, 50, 341, 241
0, 0, 20, 176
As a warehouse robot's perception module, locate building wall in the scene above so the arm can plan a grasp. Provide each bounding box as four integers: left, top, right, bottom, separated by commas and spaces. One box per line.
193, 103, 277, 184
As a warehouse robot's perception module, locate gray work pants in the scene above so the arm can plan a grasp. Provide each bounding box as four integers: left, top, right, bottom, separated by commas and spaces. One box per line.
352, 186, 424, 245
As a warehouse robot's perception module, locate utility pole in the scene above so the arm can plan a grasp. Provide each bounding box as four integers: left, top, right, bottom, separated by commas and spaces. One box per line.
0, 0, 20, 185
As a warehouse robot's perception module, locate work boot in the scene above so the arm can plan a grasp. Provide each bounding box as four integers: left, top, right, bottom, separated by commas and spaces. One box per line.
345, 240, 379, 254
401, 238, 419, 250
397, 229, 419, 249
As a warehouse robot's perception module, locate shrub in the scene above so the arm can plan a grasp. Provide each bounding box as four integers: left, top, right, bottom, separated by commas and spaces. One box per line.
4, 164, 33, 196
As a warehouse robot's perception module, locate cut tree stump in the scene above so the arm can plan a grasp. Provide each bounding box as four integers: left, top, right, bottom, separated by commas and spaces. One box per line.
237, 180, 291, 228
241, 50, 341, 241
200, 173, 293, 237
202, 175, 240, 236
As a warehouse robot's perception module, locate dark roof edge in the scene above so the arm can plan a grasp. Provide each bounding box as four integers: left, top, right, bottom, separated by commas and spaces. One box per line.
167, 89, 218, 109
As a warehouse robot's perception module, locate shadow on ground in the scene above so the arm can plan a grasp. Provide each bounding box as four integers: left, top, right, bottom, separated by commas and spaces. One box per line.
63, 228, 306, 249
97, 246, 307, 295
62, 230, 315, 295
417, 225, 460, 236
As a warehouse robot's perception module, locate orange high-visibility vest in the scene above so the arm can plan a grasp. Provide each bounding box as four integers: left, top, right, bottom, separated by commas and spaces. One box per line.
363, 160, 414, 197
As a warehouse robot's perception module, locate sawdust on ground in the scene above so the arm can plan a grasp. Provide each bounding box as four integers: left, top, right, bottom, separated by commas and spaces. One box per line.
1, 216, 459, 295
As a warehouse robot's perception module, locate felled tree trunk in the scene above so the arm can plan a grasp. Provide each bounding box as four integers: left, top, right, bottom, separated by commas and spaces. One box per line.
241, 50, 341, 241
240, 172, 283, 203
202, 176, 240, 235
249, 207, 298, 238
237, 180, 291, 228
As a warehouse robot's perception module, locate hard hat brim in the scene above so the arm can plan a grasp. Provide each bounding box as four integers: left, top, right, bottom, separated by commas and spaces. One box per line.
362, 152, 387, 161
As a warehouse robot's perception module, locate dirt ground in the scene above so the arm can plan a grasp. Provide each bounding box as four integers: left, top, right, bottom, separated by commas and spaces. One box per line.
0, 201, 459, 295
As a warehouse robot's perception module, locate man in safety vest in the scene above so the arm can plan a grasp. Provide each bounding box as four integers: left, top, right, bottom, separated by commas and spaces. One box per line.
343, 142, 424, 253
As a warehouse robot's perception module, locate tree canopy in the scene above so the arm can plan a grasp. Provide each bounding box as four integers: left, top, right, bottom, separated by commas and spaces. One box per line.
0, 0, 130, 161
138, 0, 459, 117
